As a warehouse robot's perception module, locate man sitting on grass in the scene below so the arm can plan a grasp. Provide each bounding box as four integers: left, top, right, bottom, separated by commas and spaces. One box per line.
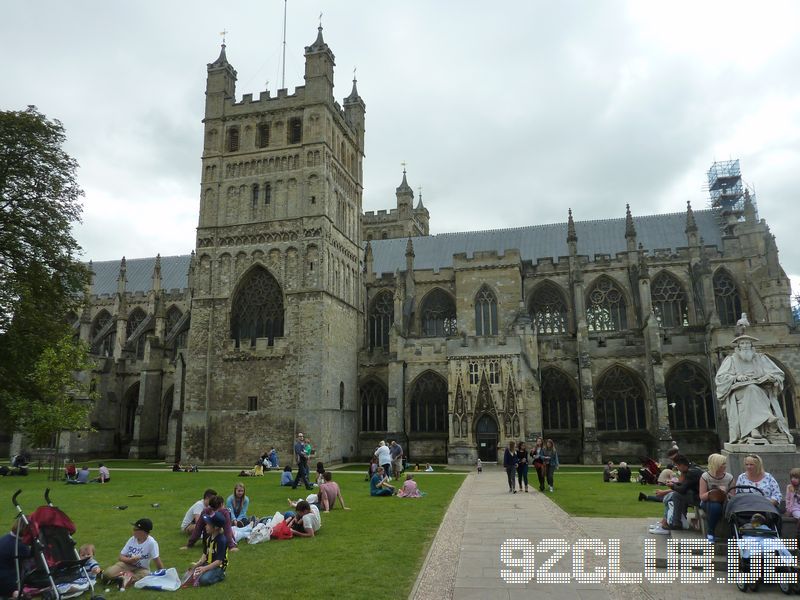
287, 500, 321, 538
370, 466, 396, 496
181, 488, 217, 536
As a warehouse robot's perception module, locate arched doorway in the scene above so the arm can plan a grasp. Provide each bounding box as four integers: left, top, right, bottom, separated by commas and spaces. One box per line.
475, 414, 499, 462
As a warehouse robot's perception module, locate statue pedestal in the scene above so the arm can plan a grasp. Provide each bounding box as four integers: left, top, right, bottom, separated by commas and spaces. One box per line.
722, 443, 798, 492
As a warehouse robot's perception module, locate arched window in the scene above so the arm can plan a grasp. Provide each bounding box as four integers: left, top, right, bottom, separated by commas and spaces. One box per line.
410, 371, 448, 433
288, 118, 302, 144
652, 272, 688, 328
227, 127, 240, 152
251, 183, 259, 207
587, 277, 627, 332
257, 123, 270, 148
90, 309, 115, 357
368, 291, 394, 351
126, 308, 146, 339
665, 362, 715, 430
595, 366, 646, 431
91, 310, 112, 339
475, 286, 498, 336
230, 267, 284, 347
360, 380, 387, 431
713, 269, 742, 326
420, 288, 457, 337
529, 282, 569, 334
124, 383, 139, 440
165, 306, 182, 335
541, 368, 579, 430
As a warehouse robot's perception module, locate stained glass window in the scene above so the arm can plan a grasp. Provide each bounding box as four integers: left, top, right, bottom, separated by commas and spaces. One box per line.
713, 269, 742, 326
541, 368, 579, 430
127, 308, 146, 338
369, 291, 394, 350
230, 267, 284, 347
652, 272, 689, 328
587, 277, 627, 332
665, 362, 714, 430
410, 371, 448, 433
529, 282, 569, 334
595, 366, 646, 431
475, 286, 498, 336
360, 380, 388, 432
421, 288, 457, 337
165, 306, 182, 335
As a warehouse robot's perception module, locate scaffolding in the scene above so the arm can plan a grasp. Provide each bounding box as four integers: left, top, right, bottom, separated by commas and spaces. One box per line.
706, 159, 757, 228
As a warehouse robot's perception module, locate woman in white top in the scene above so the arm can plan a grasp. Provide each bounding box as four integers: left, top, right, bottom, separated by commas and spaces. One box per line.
699, 453, 733, 542
734, 453, 782, 506
375, 441, 392, 480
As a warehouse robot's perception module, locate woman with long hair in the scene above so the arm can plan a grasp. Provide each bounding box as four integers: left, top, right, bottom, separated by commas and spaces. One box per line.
503, 440, 518, 493
225, 482, 250, 527
516, 441, 529, 493
530, 437, 545, 491
541, 439, 559, 492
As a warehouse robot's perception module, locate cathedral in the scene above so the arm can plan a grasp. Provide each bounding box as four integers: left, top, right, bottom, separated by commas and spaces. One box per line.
53, 28, 800, 465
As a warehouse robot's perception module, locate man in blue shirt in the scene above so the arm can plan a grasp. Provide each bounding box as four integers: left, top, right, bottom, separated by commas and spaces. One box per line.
0, 520, 31, 598
291, 433, 312, 490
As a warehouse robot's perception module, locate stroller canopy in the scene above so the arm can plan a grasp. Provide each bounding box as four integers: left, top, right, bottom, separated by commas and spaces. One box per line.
724, 492, 780, 521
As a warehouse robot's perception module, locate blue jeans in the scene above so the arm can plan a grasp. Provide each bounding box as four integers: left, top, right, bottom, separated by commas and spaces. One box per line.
701, 500, 724, 537
517, 464, 529, 488
199, 567, 225, 586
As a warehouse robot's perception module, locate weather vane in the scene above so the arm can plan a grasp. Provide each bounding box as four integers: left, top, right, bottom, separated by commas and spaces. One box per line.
220, 29, 228, 44
319, 12, 323, 27
401, 161, 407, 173
353, 66, 357, 81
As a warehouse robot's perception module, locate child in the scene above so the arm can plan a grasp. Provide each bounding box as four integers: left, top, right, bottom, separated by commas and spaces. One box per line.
189, 513, 228, 586
396, 474, 424, 498
280, 465, 293, 486
477, 458, 482, 474
786, 468, 800, 519
78, 544, 102, 580
103, 518, 164, 588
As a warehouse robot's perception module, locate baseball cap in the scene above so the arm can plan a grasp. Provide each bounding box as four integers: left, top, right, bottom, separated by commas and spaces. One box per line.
132, 518, 153, 532
203, 512, 225, 527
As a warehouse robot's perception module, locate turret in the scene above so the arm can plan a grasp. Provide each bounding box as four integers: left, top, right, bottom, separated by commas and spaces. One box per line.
624, 204, 637, 252
343, 77, 365, 152
414, 187, 430, 236
205, 43, 237, 119
396, 168, 414, 217
304, 26, 335, 103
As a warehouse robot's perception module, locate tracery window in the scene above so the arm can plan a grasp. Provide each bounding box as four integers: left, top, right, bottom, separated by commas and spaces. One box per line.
652, 272, 689, 328
227, 127, 240, 152
126, 308, 146, 339
420, 288, 457, 337
230, 267, 284, 347
360, 380, 388, 432
541, 368, 579, 431
488, 360, 500, 385
257, 123, 270, 148
165, 306, 182, 335
713, 269, 742, 327
665, 362, 714, 430
368, 291, 394, 351
587, 277, 627, 332
595, 366, 646, 431
469, 362, 479, 385
475, 286, 498, 336
91, 310, 112, 339
529, 282, 569, 334
288, 118, 302, 144
410, 371, 448, 433
91, 310, 115, 356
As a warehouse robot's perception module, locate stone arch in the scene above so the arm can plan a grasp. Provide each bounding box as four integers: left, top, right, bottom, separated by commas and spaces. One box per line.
409, 370, 448, 433
712, 267, 743, 326
665, 361, 715, 430
651, 270, 689, 328
419, 287, 457, 337
230, 265, 285, 347
594, 364, 647, 431
585, 275, 629, 332
528, 280, 570, 334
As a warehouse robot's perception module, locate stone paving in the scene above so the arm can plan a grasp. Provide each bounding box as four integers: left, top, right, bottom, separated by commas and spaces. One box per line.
411, 467, 789, 599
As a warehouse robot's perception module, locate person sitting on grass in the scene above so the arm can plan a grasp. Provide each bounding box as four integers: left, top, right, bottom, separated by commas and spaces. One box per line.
67, 466, 90, 485
288, 493, 320, 510
319, 472, 351, 512
103, 518, 164, 588
616, 462, 632, 483
226, 483, 250, 527
396, 474, 424, 498
370, 466, 396, 496
188, 512, 229, 586
184, 495, 238, 552
65, 462, 77, 481
92, 463, 110, 484
315, 461, 326, 486
425, 464, 434, 472
0, 518, 31, 599
78, 544, 102, 581
280, 465, 293, 486
180, 488, 217, 536
603, 461, 616, 482
286, 500, 321, 538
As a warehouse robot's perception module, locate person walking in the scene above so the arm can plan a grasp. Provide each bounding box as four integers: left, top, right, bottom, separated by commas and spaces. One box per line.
516, 441, 530, 492
503, 441, 518, 493
390, 440, 404, 480
291, 433, 313, 490
542, 439, 559, 492
531, 437, 545, 491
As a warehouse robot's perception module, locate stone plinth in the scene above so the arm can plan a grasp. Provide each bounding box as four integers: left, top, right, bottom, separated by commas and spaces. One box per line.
722, 443, 799, 492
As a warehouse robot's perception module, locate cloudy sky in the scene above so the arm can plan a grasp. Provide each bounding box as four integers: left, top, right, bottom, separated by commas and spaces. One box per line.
3, 1, 799, 294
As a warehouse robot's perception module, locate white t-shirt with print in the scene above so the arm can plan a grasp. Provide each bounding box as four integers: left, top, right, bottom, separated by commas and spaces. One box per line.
302, 504, 322, 532
181, 499, 205, 529
120, 535, 160, 571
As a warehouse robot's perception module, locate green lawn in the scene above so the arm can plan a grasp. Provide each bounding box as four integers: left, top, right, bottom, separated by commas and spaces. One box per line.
545, 470, 665, 518
2, 468, 465, 599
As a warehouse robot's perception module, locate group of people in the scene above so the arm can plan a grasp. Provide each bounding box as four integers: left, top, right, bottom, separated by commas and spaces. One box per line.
602, 461, 632, 483
65, 462, 110, 484
502, 437, 559, 493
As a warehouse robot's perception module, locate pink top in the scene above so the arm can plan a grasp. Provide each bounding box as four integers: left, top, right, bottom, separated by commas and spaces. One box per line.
396, 479, 422, 498
319, 481, 340, 510
786, 485, 800, 517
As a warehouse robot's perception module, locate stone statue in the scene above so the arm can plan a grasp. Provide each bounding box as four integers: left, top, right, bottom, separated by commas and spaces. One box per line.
715, 332, 792, 445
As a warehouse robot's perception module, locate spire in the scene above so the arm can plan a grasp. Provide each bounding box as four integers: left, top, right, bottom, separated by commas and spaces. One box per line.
116, 256, 127, 298
209, 42, 230, 69
685, 200, 697, 233
624, 204, 637, 239
306, 25, 328, 53
744, 189, 756, 223
405, 237, 415, 258
415, 186, 425, 210
396, 166, 413, 195
567, 209, 577, 243
345, 76, 360, 103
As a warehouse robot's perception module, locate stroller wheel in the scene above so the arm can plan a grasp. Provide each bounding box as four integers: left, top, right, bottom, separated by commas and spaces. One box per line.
791, 582, 800, 594
778, 580, 792, 594
736, 580, 749, 592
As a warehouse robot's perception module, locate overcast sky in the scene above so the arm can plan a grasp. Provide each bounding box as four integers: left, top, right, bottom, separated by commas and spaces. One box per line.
3, 1, 799, 295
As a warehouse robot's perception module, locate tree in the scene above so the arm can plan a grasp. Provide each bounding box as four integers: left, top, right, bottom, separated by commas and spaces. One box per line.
0, 106, 89, 431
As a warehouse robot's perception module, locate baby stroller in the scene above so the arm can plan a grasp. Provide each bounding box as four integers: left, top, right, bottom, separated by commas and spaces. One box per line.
638, 457, 660, 485
725, 485, 799, 594
11, 488, 103, 599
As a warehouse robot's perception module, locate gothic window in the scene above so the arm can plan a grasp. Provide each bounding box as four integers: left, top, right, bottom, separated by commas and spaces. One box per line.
124, 383, 139, 440
264, 182, 272, 204
469, 362, 479, 385
230, 267, 284, 347
91, 310, 115, 356
587, 277, 627, 332
475, 286, 498, 336
165, 306, 182, 335
541, 368, 579, 431
595, 366, 646, 431
288, 118, 302, 144
652, 272, 689, 328
251, 184, 259, 207
91, 310, 112, 339
713, 269, 742, 326
257, 123, 270, 148
126, 308, 146, 339
410, 371, 448, 433
368, 291, 394, 351
665, 362, 715, 430
360, 380, 387, 432
420, 288, 457, 337
488, 360, 500, 385
227, 127, 240, 152
529, 282, 569, 334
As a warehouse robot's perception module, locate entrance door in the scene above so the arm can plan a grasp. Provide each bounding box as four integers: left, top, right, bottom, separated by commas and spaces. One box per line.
476, 414, 499, 462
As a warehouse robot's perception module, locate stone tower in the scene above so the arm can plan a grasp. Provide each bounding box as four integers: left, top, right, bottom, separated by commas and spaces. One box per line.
182, 27, 365, 464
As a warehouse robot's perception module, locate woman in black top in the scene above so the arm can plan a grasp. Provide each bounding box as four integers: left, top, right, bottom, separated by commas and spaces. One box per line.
516, 441, 530, 493
502, 441, 518, 493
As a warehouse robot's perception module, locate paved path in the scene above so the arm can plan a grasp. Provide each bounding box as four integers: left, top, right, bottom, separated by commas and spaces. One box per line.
411, 467, 788, 599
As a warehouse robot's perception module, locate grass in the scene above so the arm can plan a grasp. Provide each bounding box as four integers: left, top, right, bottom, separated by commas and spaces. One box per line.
3, 467, 465, 599
543, 470, 665, 518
